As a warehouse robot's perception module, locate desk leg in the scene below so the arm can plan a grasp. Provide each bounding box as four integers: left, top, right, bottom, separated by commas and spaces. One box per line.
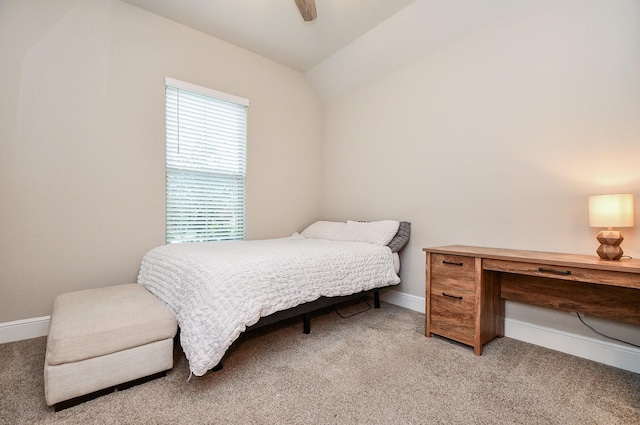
480, 270, 504, 345
425, 252, 432, 337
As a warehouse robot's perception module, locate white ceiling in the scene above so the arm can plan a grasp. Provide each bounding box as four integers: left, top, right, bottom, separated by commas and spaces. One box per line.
121, 0, 417, 72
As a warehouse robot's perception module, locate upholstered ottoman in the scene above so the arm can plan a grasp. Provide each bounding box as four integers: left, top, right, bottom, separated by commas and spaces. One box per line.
44, 284, 178, 410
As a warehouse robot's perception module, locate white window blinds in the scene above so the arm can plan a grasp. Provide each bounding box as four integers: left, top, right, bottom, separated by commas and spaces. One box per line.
165, 78, 249, 243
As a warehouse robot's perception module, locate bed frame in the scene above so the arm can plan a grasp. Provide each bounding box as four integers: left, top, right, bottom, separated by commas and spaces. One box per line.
247, 287, 384, 334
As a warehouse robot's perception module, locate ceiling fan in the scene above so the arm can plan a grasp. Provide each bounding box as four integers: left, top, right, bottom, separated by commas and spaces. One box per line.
294, 0, 317, 22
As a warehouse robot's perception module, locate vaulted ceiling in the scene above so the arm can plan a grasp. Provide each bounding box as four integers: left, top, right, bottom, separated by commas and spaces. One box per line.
121, 0, 541, 100
121, 0, 416, 72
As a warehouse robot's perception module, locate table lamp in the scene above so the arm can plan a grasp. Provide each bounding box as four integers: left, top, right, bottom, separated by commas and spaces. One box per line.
588, 194, 634, 260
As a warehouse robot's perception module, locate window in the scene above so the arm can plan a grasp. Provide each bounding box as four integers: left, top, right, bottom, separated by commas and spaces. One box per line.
165, 78, 249, 243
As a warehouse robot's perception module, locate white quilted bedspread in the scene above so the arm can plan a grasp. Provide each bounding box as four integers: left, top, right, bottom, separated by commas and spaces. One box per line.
137, 236, 401, 376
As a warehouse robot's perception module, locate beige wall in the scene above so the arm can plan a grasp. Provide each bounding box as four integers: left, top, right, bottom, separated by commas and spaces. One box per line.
318, 1, 639, 339
0, 0, 323, 322
1, 0, 639, 350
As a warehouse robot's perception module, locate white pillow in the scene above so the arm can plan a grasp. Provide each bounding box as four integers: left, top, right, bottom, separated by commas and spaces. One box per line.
341, 220, 400, 246
301, 221, 346, 240
301, 220, 400, 246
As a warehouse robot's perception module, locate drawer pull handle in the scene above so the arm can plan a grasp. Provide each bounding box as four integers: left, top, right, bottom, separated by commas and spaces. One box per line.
538, 267, 572, 276
442, 292, 463, 300
442, 261, 464, 266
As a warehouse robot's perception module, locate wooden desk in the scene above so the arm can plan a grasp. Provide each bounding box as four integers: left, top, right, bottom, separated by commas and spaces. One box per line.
423, 245, 640, 355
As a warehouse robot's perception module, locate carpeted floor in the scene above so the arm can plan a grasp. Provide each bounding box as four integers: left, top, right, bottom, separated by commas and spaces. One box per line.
1, 301, 639, 424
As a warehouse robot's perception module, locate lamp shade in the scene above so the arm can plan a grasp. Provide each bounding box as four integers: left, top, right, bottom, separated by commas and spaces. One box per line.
588, 194, 634, 228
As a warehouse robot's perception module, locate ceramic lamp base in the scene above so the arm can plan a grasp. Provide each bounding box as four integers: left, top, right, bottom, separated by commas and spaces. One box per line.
595, 230, 624, 260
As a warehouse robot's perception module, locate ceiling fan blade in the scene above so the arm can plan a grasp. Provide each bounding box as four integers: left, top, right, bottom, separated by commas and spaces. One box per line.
294, 0, 317, 22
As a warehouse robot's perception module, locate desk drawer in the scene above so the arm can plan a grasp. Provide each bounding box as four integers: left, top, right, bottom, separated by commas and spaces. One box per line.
430, 278, 476, 302
430, 292, 475, 343
483, 259, 636, 286
430, 254, 476, 293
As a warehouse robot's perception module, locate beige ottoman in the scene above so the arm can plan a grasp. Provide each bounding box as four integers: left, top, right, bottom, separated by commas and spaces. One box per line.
44, 284, 178, 410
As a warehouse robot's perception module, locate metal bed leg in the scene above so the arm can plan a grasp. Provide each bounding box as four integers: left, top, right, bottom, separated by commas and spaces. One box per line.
374, 290, 380, 309
303, 313, 310, 334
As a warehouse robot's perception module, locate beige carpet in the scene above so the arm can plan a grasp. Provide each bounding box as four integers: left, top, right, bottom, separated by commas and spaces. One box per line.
1, 301, 639, 424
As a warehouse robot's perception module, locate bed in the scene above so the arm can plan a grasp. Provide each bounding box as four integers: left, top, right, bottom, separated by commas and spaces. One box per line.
137, 220, 410, 377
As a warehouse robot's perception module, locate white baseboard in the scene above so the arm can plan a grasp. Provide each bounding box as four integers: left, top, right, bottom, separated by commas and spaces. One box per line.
504, 318, 640, 374
381, 289, 640, 374
381, 289, 425, 313
0, 316, 50, 344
